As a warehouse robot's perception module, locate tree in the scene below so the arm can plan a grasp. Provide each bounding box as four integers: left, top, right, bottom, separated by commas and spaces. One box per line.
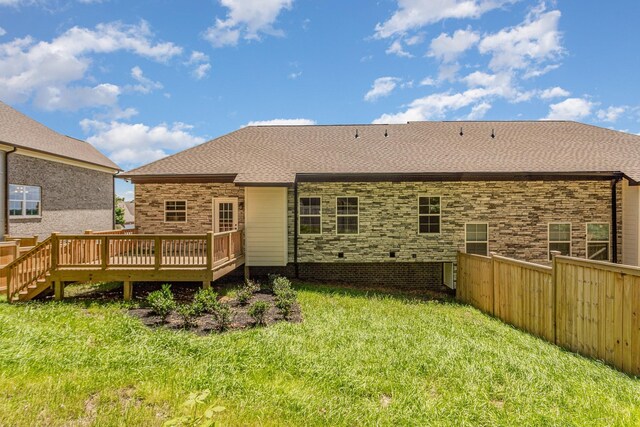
115, 196, 125, 226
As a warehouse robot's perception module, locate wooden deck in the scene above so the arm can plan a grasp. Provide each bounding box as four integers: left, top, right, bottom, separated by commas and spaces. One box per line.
4, 229, 245, 302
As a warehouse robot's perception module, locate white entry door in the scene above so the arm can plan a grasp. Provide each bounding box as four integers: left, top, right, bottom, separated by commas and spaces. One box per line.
213, 198, 238, 233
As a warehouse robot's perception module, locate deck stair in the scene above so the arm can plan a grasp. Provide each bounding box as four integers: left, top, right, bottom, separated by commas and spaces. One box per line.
3, 229, 244, 302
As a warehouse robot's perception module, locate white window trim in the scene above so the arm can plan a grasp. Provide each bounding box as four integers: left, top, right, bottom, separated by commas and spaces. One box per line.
464, 222, 489, 256
9, 184, 42, 219
299, 196, 322, 235
164, 200, 187, 223
336, 196, 359, 235
586, 222, 610, 261
548, 222, 572, 260
212, 197, 239, 232
418, 195, 442, 235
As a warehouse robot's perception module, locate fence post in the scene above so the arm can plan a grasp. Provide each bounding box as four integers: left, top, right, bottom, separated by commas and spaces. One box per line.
550, 250, 560, 345
50, 232, 59, 270
490, 252, 497, 316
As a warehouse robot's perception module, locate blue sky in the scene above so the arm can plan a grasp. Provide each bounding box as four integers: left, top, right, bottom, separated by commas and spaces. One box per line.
1, 0, 639, 199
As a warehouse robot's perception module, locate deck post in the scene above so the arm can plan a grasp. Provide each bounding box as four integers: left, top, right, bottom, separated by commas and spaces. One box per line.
54, 280, 63, 301
154, 236, 162, 270
206, 231, 213, 270
227, 232, 232, 261
123, 280, 132, 301
101, 236, 108, 270
244, 264, 250, 281
50, 232, 59, 270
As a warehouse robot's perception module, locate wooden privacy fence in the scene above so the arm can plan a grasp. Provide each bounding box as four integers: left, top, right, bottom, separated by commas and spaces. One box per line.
457, 251, 640, 377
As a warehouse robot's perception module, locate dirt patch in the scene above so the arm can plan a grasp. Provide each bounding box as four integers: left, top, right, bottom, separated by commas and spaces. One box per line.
129, 290, 302, 335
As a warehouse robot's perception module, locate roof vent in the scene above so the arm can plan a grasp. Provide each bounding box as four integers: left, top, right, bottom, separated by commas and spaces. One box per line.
355, 129, 359, 138
384, 129, 388, 137
459, 127, 464, 136
491, 128, 496, 139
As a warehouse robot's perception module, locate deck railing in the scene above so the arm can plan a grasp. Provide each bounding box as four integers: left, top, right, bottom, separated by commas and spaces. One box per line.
4, 228, 244, 302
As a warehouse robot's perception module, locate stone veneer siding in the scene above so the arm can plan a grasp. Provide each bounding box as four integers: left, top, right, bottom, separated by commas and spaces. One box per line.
289, 180, 623, 267
135, 183, 245, 234
8, 154, 114, 239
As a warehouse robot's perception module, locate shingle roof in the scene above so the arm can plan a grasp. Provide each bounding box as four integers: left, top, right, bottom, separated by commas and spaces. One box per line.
120, 121, 640, 184
0, 101, 120, 171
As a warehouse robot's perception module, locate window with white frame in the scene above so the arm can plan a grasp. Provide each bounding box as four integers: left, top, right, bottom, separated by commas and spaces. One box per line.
548, 223, 571, 259
587, 223, 610, 261
299, 197, 321, 234
9, 184, 41, 217
336, 197, 358, 234
419, 196, 441, 234
165, 200, 187, 222
465, 223, 488, 256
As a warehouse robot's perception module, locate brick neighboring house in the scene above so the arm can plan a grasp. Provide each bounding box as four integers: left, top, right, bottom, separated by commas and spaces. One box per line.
0, 101, 121, 239
120, 121, 640, 289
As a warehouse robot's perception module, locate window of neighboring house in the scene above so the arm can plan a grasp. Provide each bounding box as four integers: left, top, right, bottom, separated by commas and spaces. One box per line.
548, 223, 571, 260
9, 184, 41, 217
299, 197, 321, 234
419, 196, 441, 234
336, 196, 358, 234
465, 223, 488, 256
165, 200, 187, 222
587, 223, 610, 261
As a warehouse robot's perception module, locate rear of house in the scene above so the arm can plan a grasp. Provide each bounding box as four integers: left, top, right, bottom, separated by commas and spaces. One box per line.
121, 121, 640, 289
0, 102, 121, 240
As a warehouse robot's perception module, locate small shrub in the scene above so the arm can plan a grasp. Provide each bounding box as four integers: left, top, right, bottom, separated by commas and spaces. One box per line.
244, 279, 260, 294
176, 304, 198, 327
275, 288, 296, 319
235, 287, 252, 305
147, 284, 176, 322
211, 302, 233, 331
193, 288, 219, 315
272, 276, 292, 296
248, 301, 270, 326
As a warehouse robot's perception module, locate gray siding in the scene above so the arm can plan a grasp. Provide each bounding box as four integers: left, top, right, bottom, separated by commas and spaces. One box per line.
8, 154, 113, 239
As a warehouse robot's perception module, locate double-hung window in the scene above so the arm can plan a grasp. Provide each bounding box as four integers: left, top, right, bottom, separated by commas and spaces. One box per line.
465, 223, 488, 256
548, 223, 571, 259
9, 184, 41, 217
419, 196, 441, 234
336, 197, 358, 234
165, 200, 187, 222
299, 197, 321, 234
587, 223, 610, 261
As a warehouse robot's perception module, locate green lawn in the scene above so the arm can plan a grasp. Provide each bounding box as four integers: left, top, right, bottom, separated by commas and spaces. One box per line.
1, 283, 639, 426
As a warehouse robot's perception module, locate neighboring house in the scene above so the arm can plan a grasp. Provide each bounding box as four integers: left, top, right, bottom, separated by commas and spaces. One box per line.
116, 199, 135, 229
0, 101, 121, 240
119, 121, 640, 289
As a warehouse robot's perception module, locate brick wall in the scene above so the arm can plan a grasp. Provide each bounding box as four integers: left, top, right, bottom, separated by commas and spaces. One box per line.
135, 183, 244, 234
8, 154, 114, 238
290, 180, 623, 266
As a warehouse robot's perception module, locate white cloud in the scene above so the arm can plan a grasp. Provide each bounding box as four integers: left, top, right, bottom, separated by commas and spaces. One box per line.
467, 101, 491, 119
385, 39, 413, 57
0, 21, 182, 110
428, 28, 479, 62
545, 97, 593, 120
596, 106, 626, 123
244, 118, 316, 126
186, 50, 211, 79
364, 77, 400, 102
81, 119, 205, 168
288, 71, 302, 79
539, 86, 569, 99
478, 6, 563, 71
420, 76, 436, 86
0, 27, 5, 36
373, 87, 498, 123
129, 66, 163, 93
374, 0, 515, 39
204, 0, 293, 47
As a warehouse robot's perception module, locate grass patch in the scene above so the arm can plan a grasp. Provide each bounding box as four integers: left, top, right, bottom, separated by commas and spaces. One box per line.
1, 282, 639, 426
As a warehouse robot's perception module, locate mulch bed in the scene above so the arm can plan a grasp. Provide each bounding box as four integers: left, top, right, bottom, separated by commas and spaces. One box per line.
128, 289, 302, 335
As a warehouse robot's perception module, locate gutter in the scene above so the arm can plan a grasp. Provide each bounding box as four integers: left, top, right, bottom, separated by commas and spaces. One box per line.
294, 180, 299, 278
4, 146, 16, 237
612, 177, 621, 263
